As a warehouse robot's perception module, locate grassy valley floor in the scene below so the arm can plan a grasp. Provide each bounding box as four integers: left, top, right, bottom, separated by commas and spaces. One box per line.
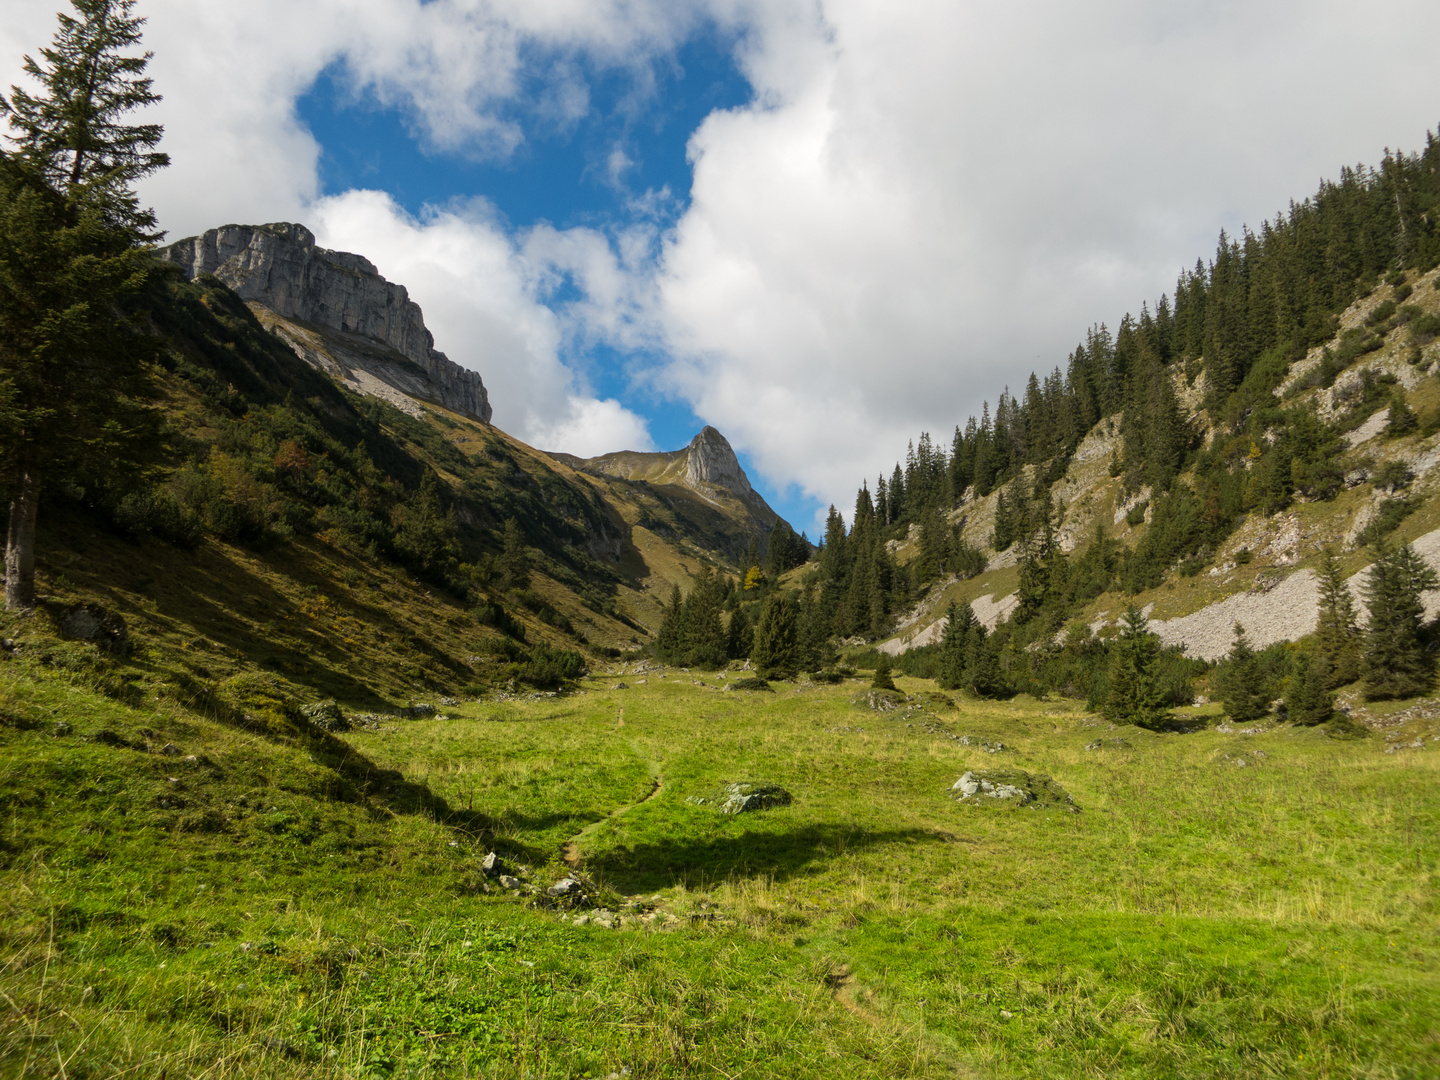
1, 663, 1437, 1078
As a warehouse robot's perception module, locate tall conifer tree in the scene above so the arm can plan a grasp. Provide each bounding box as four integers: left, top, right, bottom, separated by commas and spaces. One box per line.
1, 0, 169, 609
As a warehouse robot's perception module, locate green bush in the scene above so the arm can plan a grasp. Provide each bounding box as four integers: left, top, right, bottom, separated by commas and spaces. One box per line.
514, 643, 587, 690
1371, 460, 1414, 492
1410, 312, 1440, 345
112, 487, 204, 547
474, 601, 524, 641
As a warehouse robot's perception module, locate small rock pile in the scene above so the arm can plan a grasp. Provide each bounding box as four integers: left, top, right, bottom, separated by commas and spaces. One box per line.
300, 700, 350, 732
1084, 737, 1131, 751
687, 782, 793, 814
951, 770, 1078, 812
920, 721, 1007, 752
851, 689, 907, 712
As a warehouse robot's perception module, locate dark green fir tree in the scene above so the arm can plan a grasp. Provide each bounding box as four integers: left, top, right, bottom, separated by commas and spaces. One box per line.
1362, 539, 1438, 700
1216, 622, 1270, 723
751, 592, 800, 679
1285, 651, 1337, 726
870, 656, 896, 691
1102, 606, 1170, 729
1, 0, 170, 610
1314, 548, 1362, 689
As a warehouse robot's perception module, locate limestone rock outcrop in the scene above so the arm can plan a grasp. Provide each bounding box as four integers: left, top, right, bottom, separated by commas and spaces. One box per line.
157, 223, 491, 422
686, 426, 754, 495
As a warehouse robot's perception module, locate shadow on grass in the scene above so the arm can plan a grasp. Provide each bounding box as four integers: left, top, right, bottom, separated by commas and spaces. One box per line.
43, 509, 473, 706
587, 823, 955, 893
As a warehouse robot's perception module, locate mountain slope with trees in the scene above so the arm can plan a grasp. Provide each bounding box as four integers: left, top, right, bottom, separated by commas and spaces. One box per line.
813, 130, 1440, 720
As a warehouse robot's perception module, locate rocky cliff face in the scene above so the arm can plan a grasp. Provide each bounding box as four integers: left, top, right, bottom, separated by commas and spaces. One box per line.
157, 223, 491, 422
685, 427, 755, 496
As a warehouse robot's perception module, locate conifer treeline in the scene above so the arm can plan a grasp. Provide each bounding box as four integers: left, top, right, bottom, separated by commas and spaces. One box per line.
866, 134, 1440, 536
652, 133, 1440, 681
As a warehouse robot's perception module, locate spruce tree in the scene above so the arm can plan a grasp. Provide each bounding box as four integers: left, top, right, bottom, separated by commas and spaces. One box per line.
1216, 622, 1270, 723
1362, 539, 1438, 699
1, 0, 169, 610
1285, 651, 1337, 726
742, 535, 761, 575
870, 656, 896, 691
1102, 606, 1170, 728
1314, 547, 1362, 688
726, 604, 753, 661
751, 592, 799, 679
679, 567, 727, 669
654, 584, 683, 662
1387, 386, 1418, 437
937, 602, 965, 690
962, 621, 1006, 698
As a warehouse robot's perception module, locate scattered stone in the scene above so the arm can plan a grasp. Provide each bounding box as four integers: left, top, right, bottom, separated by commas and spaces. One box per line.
539, 877, 599, 910
718, 782, 792, 815
613, 682, 629, 690
497, 875, 522, 889
53, 721, 72, 737
300, 700, 350, 732
58, 603, 129, 656
259, 1035, 302, 1059
160, 743, 182, 756
400, 703, 437, 718
999, 1010, 1014, 1021
951, 770, 1078, 812
851, 689, 907, 712
635, 679, 648, 685
481, 852, 508, 878
1085, 737, 1132, 751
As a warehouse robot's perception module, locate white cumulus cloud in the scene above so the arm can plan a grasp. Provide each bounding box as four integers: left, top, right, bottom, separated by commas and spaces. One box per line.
652, 0, 1440, 523
308, 190, 655, 456
7, 0, 1440, 527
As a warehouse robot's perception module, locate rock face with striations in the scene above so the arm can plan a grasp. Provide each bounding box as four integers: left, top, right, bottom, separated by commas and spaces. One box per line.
686, 426, 755, 496
157, 223, 491, 422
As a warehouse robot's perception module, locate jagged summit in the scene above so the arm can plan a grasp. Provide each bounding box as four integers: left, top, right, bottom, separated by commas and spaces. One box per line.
685, 426, 755, 495
156, 223, 492, 422
553, 426, 780, 540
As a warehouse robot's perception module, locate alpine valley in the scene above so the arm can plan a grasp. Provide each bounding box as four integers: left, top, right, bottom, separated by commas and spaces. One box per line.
4, 64, 1440, 1080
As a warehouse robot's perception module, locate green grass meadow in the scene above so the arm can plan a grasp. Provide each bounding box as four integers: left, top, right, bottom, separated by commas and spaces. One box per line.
2, 661, 1437, 1078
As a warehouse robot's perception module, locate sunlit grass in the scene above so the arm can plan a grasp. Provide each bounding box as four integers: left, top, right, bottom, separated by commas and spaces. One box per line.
2, 656, 1437, 1077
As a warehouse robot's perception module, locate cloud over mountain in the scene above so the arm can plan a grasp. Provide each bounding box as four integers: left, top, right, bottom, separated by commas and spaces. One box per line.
6, 0, 1440, 514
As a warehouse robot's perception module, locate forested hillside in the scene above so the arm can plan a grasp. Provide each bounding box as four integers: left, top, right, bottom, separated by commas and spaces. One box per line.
750, 132, 1440, 714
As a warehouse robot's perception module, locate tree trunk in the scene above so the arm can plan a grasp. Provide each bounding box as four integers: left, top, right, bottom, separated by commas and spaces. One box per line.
4, 466, 39, 611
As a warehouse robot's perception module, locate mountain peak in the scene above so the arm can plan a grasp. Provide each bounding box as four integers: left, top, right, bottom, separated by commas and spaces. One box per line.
156, 223, 492, 422
686, 426, 754, 496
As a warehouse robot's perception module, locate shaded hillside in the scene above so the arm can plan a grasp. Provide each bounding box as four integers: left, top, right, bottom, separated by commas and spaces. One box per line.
554, 426, 785, 565
10, 263, 795, 708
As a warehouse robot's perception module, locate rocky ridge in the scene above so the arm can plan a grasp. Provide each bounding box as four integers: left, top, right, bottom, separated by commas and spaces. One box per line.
556, 426, 781, 535
157, 223, 491, 422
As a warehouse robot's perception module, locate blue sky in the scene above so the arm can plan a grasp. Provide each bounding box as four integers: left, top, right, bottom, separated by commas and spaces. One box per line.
292, 28, 824, 532
10, 0, 1440, 538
